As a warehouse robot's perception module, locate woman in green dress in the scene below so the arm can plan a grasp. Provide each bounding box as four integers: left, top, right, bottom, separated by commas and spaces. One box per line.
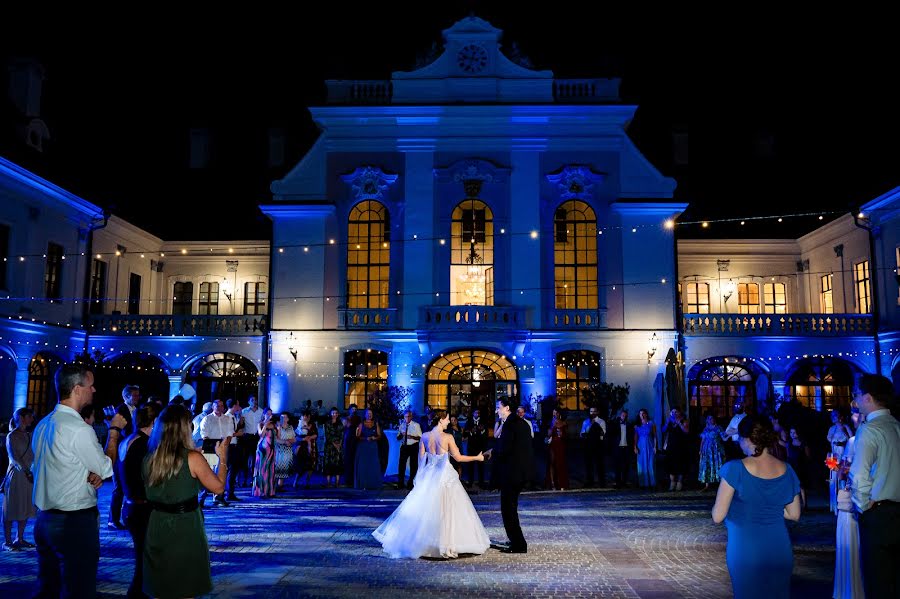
323, 407, 344, 488
143, 404, 229, 599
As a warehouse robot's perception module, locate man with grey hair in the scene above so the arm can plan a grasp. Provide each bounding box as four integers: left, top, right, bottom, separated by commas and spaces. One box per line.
32, 363, 127, 598
192, 401, 214, 448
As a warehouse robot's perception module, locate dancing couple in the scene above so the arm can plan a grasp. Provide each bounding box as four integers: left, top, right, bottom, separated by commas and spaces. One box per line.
373, 397, 534, 559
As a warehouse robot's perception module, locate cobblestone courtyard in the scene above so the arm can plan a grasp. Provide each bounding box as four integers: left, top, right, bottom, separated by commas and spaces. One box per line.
0, 484, 834, 598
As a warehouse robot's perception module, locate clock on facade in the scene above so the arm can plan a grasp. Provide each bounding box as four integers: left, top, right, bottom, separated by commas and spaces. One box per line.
456, 44, 488, 74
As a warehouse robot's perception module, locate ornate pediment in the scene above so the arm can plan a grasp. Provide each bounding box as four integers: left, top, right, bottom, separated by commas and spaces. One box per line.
546, 166, 606, 200
434, 158, 509, 197
340, 166, 398, 202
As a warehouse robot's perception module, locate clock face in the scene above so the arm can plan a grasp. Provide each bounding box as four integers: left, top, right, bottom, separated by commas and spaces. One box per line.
457, 44, 488, 74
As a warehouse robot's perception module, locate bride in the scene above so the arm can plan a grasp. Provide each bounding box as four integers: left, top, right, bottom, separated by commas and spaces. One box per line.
373, 409, 490, 559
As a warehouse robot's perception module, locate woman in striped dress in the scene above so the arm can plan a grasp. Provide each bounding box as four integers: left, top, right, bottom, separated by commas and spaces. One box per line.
275, 413, 295, 489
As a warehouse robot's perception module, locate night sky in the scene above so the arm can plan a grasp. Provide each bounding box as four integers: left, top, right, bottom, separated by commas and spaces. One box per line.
2, 5, 898, 241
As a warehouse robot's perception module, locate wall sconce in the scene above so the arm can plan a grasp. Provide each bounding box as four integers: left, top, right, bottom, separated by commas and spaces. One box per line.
647, 332, 658, 364
221, 277, 233, 301
288, 332, 298, 361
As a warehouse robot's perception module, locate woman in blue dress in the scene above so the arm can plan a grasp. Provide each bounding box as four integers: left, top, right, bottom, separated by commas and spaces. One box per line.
354, 409, 383, 489
633, 408, 656, 489
712, 414, 802, 599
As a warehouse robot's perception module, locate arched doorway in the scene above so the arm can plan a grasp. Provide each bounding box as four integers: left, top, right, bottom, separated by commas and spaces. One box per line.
787, 357, 855, 412
27, 352, 65, 419
688, 357, 763, 424
184, 353, 259, 406
426, 349, 517, 419
93, 353, 171, 409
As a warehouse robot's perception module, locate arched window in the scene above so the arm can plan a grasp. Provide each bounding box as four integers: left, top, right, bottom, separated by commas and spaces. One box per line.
555, 350, 601, 410
347, 201, 390, 309
184, 352, 259, 404
343, 349, 388, 409
426, 349, 517, 415
788, 358, 854, 411
451, 200, 493, 306
554, 201, 597, 309
689, 357, 756, 420
27, 352, 63, 418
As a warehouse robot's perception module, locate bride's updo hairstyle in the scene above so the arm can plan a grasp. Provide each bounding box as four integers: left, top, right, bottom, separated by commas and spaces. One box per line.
431, 409, 448, 429
737, 414, 777, 457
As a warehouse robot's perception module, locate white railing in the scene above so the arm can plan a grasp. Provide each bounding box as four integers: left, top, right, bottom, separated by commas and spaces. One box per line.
681, 313, 873, 336
88, 314, 267, 336
337, 308, 398, 329
548, 309, 607, 329
418, 305, 529, 330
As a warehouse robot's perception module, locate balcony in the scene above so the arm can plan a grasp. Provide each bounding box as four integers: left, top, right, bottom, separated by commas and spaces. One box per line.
552, 78, 621, 103
337, 308, 398, 330
418, 305, 530, 331
88, 314, 268, 336
548, 309, 608, 329
682, 313, 873, 336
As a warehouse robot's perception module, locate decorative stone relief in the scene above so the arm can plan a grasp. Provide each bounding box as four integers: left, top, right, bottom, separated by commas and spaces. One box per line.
340, 166, 399, 201
546, 166, 606, 200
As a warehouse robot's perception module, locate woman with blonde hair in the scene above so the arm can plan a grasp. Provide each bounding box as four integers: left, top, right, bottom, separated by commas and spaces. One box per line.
142, 404, 229, 598
2, 408, 35, 551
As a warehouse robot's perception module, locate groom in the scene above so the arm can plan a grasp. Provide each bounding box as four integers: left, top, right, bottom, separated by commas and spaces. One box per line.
487, 397, 534, 554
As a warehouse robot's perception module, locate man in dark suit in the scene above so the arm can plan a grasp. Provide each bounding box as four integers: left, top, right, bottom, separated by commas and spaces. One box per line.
608, 409, 634, 488
108, 384, 140, 529
463, 408, 488, 488
487, 397, 534, 554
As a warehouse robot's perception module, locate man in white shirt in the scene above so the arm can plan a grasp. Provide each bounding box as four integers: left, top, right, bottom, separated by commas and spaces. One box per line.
225, 399, 245, 501
241, 396, 262, 486
31, 363, 127, 598
396, 410, 422, 490
849, 374, 900, 598
723, 400, 747, 460
199, 400, 236, 506
192, 401, 213, 448
581, 407, 608, 487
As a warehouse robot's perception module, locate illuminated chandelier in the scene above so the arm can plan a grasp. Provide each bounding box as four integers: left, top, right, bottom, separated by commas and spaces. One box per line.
458, 242, 485, 305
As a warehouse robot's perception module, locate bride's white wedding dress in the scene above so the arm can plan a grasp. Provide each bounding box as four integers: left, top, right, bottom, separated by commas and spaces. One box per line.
372, 448, 490, 559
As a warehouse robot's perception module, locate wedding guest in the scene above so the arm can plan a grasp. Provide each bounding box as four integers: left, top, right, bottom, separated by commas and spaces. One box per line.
343, 407, 361, 485
240, 396, 262, 486
712, 415, 802, 599
545, 408, 569, 491
463, 408, 488, 488
109, 384, 141, 530
31, 363, 127, 598
634, 408, 657, 489
581, 406, 607, 487
663, 408, 690, 491
225, 399, 245, 502
698, 412, 726, 491
850, 374, 900, 598
396, 410, 422, 490
275, 413, 295, 490
609, 409, 633, 488
723, 400, 747, 460
786, 427, 810, 509
253, 409, 277, 498
293, 411, 318, 488
142, 405, 228, 598
2, 408, 35, 552
118, 402, 160, 598
322, 408, 344, 488
827, 410, 852, 513
833, 405, 864, 599
770, 415, 788, 461
354, 409, 383, 490
199, 400, 236, 507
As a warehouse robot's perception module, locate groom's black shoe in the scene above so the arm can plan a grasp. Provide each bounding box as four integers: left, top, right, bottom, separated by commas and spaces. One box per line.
499, 546, 527, 554
490, 541, 510, 550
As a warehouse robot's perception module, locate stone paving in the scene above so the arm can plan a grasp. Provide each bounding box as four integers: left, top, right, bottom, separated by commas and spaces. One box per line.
0, 483, 835, 598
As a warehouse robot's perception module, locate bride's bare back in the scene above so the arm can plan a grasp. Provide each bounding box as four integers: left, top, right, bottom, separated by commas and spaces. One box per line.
420, 430, 481, 463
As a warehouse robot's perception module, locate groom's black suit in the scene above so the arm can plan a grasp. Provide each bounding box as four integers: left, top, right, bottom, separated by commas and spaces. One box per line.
494, 413, 534, 552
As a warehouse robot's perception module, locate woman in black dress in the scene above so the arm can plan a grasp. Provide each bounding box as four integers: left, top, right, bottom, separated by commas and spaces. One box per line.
664, 408, 690, 491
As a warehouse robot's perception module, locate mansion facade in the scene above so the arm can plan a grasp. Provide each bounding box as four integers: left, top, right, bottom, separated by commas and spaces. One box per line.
2, 17, 898, 425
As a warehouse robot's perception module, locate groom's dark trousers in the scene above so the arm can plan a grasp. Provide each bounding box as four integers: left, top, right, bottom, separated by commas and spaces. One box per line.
501, 481, 526, 550
495, 412, 534, 552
